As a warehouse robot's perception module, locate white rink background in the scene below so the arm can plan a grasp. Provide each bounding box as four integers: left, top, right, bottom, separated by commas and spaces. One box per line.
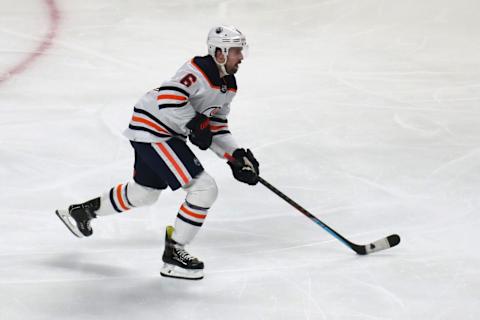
1, 0, 479, 319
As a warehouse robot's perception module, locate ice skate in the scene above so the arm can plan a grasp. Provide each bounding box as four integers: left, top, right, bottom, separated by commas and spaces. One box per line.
55, 198, 99, 238
160, 226, 204, 280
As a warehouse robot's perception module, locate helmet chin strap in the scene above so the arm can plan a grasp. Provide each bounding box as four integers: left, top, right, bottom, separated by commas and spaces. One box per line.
213, 54, 230, 77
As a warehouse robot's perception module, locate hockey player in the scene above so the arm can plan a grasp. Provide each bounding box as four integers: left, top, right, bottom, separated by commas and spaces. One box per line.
55, 25, 259, 280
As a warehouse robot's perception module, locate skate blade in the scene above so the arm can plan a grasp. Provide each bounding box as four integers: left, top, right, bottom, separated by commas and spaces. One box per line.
160, 263, 204, 280
55, 209, 84, 238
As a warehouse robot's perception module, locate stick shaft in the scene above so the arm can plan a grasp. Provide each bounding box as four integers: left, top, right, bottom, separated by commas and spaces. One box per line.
257, 176, 356, 250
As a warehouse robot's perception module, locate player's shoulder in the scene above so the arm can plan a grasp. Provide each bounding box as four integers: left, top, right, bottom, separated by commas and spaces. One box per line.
190, 55, 218, 83
189, 55, 237, 92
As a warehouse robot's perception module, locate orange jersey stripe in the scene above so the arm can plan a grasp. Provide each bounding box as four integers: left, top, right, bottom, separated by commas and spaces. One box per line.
180, 205, 207, 219
157, 94, 187, 101
116, 184, 129, 211
131, 116, 170, 135
224, 152, 235, 162
210, 125, 228, 131
156, 143, 190, 184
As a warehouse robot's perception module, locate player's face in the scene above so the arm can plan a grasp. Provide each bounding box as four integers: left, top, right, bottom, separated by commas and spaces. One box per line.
225, 47, 243, 74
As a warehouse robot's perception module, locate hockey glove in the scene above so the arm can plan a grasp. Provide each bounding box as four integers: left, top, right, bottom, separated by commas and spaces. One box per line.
186, 113, 212, 150
228, 148, 260, 185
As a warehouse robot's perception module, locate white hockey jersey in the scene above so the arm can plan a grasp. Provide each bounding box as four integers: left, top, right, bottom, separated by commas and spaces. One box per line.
123, 55, 239, 158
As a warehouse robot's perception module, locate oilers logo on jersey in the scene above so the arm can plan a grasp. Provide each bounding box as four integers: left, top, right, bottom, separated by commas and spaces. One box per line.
203, 106, 221, 117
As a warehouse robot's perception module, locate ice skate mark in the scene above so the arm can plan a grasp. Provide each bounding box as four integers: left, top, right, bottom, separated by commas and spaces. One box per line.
330, 71, 415, 109
393, 113, 442, 136
347, 276, 407, 311
277, 271, 328, 320
433, 83, 480, 105
0, 0, 60, 85
330, 168, 407, 198
430, 148, 480, 176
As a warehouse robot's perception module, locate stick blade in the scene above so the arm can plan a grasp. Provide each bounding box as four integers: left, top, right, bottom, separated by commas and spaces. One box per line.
354, 234, 401, 255
386, 234, 401, 247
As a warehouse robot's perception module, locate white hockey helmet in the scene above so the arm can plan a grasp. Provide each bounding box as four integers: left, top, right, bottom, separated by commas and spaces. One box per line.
207, 25, 248, 58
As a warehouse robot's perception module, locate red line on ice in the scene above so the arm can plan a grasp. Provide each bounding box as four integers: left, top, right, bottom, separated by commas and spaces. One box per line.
0, 0, 60, 85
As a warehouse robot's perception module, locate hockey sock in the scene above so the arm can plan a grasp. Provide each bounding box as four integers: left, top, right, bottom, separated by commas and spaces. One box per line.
172, 201, 208, 245
96, 182, 161, 216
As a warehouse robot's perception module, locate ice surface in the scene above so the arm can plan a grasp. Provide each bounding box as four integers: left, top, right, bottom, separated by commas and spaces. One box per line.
1, 0, 479, 319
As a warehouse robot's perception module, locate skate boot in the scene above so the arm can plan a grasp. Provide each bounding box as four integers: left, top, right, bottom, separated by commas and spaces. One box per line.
55, 197, 100, 238
160, 226, 204, 280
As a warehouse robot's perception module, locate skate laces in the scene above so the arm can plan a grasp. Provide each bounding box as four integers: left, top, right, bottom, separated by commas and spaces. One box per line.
175, 247, 196, 261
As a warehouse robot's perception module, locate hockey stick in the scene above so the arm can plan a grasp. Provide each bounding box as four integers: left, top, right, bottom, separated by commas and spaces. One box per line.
257, 176, 400, 255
